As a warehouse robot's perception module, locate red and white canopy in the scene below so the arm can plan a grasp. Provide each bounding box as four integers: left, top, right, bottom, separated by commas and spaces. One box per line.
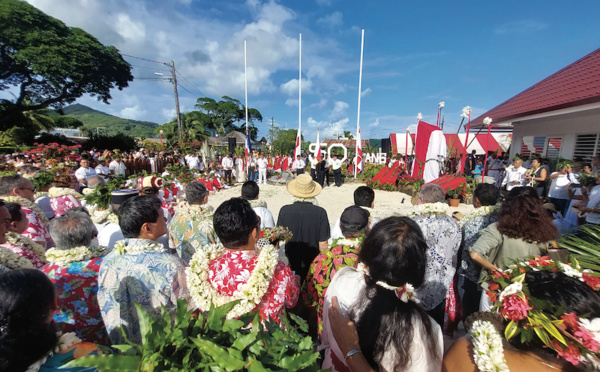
391, 132, 511, 156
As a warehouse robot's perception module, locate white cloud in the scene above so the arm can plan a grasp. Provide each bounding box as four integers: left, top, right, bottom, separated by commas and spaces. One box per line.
285, 98, 299, 107
330, 101, 349, 119
115, 13, 146, 44
369, 118, 379, 127
361, 87, 372, 98
317, 11, 343, 28
120, 106, 147, 120
307, 116, 350, 140
280, 78, 313, 96
494, 20, 547, 35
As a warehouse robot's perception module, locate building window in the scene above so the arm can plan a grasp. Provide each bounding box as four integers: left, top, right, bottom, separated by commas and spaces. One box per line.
545, 138, 562, 159
520, 136, 546, 156
574, 134, 600, 163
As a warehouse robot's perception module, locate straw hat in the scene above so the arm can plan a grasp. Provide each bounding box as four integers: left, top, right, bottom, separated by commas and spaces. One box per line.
286, 174, 322, 198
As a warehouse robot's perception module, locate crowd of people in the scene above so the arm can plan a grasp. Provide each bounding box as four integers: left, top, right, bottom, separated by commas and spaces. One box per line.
0, 145, 599, 371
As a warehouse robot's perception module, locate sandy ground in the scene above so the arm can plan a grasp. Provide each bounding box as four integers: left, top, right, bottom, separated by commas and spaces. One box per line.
205, 180, 475, 229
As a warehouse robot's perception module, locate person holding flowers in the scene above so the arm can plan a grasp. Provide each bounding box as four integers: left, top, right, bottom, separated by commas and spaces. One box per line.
186, 197, 299, 324
443, 257, 600, 371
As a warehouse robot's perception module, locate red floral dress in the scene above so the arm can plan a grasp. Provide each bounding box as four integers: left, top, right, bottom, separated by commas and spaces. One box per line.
302, 243, 361, 337
1, 242, 44, 268
41, 257, 109, 345
22, 206, 52, 248
208, 250, 299, 324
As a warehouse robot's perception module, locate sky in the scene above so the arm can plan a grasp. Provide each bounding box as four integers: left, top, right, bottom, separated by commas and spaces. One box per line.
9, 0, 600, 142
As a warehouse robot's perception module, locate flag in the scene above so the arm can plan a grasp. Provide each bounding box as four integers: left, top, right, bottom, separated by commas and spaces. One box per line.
245, 130, 252, 157
356, 127, 363, 172
294, 129, 301, 158
315, 128, 322, 161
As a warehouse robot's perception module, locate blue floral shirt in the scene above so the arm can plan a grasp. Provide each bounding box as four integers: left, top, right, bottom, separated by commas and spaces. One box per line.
97, 239, 191, 344
458, 212, 498, 283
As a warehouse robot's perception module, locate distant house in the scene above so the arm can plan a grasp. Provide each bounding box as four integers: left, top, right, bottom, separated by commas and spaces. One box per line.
207, 131, 254, 149
470, 48, 600, 162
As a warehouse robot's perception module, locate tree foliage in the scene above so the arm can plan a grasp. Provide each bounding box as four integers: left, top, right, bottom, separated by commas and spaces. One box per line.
0, 0, 133, 128
271, 129, 302, 155
195, 96, 261, 140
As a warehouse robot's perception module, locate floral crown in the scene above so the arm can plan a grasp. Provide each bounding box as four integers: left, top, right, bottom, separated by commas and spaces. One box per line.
486, 256, 600, 367
356, 262, 415, 303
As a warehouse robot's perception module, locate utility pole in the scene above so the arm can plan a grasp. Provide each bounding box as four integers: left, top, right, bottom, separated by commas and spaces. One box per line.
170, 60, 183, 143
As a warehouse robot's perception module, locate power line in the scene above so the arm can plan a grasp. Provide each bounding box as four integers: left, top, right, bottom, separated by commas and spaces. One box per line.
131, 64, 170, 71
176, 71, 207, 97
177, 83, 201, 99
122, 53, 168, 66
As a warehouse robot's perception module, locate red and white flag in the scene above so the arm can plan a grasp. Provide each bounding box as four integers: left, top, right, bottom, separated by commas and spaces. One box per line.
294, 130, 301, 158
356, 127, 363, 172
315, 128, 322, 161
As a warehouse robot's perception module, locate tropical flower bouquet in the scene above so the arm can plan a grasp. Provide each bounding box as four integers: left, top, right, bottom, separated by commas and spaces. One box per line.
262, 226, 293, 244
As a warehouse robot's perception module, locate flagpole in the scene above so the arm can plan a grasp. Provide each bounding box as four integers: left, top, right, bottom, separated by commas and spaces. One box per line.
244, 41, 249, 139
354, 29, 365, 179
297, 33, 302, 158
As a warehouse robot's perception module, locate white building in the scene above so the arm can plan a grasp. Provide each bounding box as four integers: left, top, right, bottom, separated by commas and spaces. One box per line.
471, 47, 600, 163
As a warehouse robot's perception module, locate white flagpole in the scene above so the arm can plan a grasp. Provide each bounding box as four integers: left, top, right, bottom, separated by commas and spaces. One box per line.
354, 29, 365, 179
297, 33, 302, 158
244, 41, 249, 135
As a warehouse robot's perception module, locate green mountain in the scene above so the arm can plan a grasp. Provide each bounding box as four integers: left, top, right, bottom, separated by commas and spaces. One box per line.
50, 104, 159, 138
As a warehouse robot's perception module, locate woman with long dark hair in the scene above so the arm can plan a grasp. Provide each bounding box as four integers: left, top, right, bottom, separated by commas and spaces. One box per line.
320, 217, 442, 372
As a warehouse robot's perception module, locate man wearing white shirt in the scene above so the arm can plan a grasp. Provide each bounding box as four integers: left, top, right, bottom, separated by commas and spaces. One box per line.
501, 158, 527, 192
330, 154, 343, 187
109, 156, 127, 176
292, 155, 306, 175
75, 157, 97, 188
187, 154, 200, 170
308, 154, 318, 181
256, 153, 269, 184
580, 174, 600, 225
95, 157, 111, 179
221, 153, 234, 185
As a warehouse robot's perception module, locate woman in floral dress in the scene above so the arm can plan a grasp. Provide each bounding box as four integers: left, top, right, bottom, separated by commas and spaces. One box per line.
49, 174, 82, 217
1, 202, 46, 268
186, 198, 299, 323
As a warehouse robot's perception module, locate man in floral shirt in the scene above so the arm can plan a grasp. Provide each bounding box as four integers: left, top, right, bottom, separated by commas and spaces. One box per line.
41, 210, 110, 345
169, 181, 217, 263
0, 175, 53, 248
302, 206, 370, 338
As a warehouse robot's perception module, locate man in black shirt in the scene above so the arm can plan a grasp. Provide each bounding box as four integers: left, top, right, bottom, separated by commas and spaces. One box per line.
277, 174, 330, 282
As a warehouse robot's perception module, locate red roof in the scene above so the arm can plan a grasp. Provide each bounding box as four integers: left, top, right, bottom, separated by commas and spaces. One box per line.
472, 48, 600, 126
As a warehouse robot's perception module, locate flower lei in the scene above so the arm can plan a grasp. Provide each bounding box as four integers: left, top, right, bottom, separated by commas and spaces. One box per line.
25, 332, 82, 372
46, 245, 109, 265
0, 247, 35, 270
3, 196, 50, 225
48, 187, 81, 199
459, 204, 499, 227
186, 242, 279, 319
262, 226, 293, 243
175, 201, 214, 221
470, 320, 510, 372
332, 237, 362, 248
412, 202, 449, 216
292, 196, 318, 206
5, 232, 47, 264
87, 205, 119, 225
114, 239, 167, 255
249, 199, 267, 208
33, 191, 48, 200
486, 256, 600, 367
356, 262, 415, 303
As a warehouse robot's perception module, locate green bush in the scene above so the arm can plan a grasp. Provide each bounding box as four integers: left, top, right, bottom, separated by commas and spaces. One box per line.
65, 299, 323, 371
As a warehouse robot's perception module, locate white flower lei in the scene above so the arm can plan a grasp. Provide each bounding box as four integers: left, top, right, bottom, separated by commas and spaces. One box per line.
25, 332, 82, 372
332, 237, 361, 248
362, 206, 378, 218
470, 320, 509, 372
34, 191, 49, 200
3, 196, 50, 225
48, 187, 81, 199
186, 242, 279, 319
114, 239, 167, 255
292, 197, 318, 206
6, 232, 47, 264
175, 201, 214, 221
87, 205, 119, 225
412, 202, 449, 216
0, 247, 35, 269
249, 199, 267, 208
46, 245, 109, 265
459, 204, 500, 227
